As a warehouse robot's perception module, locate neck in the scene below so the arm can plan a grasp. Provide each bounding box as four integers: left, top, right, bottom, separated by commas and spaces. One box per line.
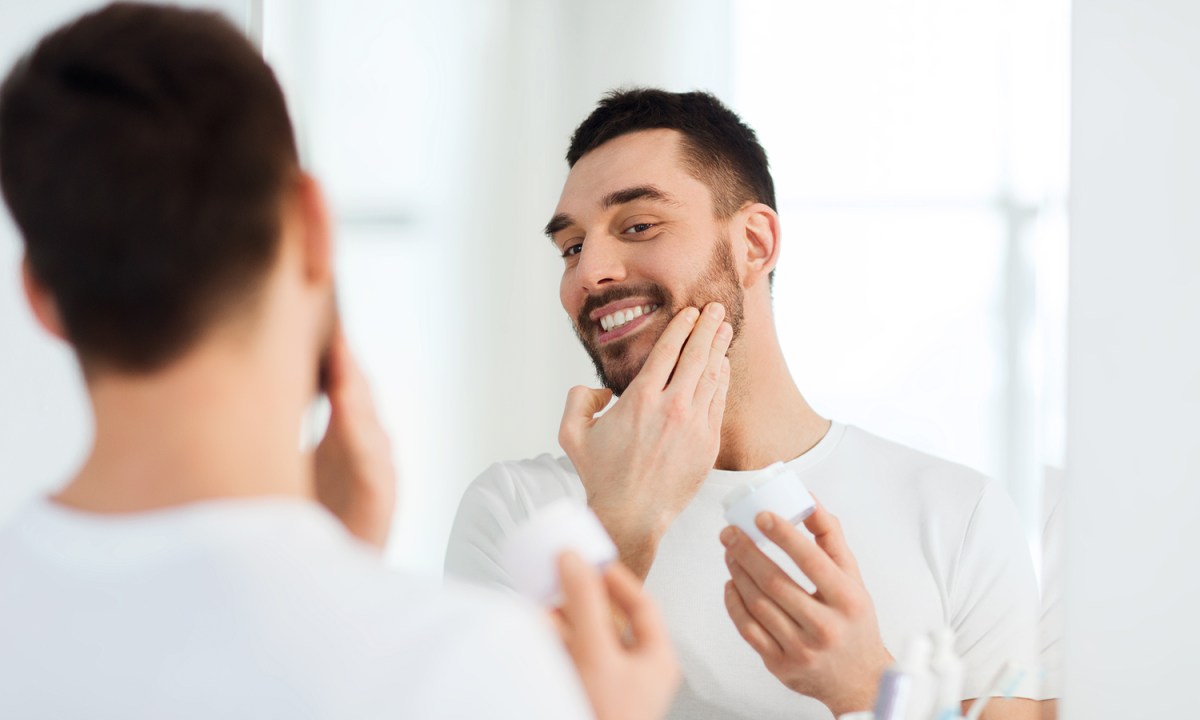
56, 337, 316, 514
714, 296, 830, 471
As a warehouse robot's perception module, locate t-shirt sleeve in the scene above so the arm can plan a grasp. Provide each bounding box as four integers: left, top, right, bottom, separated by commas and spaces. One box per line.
949, 479, 1044, 700
444, 463, 524, 594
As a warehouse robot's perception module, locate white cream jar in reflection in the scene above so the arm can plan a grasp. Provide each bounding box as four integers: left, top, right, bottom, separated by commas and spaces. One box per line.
722, 461, 816, 543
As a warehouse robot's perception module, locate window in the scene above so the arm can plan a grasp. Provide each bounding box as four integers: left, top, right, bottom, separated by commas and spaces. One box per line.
733, 0, 1070, 547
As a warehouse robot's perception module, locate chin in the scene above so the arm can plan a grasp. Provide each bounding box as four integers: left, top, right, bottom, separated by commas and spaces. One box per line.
600, 350, 653, 396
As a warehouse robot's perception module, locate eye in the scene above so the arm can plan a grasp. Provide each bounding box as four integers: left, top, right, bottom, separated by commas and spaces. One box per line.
623, 222, 656, 235
561, 242, 583, 258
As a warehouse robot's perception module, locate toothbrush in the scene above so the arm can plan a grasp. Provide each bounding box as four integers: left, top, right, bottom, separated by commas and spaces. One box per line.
963, 663, 1025, 720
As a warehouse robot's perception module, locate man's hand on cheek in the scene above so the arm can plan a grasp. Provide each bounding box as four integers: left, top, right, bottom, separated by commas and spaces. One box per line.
313, 329, 396, 549
558, 302, 733, 579
721, 506, 893, 718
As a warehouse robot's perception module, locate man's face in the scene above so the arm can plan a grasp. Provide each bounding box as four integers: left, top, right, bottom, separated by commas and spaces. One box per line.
548, 129, 745, 395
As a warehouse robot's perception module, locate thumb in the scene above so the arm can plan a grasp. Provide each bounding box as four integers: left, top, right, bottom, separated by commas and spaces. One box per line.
321, 323, 351, 399
323, 329, 378, 425
558, 386, 613, 448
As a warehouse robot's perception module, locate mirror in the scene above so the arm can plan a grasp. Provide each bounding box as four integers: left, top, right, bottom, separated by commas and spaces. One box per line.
0, 2, 1067, 718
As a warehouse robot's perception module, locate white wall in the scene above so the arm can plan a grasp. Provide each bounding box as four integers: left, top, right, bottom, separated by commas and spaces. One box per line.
732, 0, 1070, 545
1065, 0, 1200, 716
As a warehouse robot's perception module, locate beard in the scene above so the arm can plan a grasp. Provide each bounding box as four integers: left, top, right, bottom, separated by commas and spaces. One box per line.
572, 237, 745, 396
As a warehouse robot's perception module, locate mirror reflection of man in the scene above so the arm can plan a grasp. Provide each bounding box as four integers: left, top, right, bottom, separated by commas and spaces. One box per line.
0, 7, 679, 720
447, 89, 1043, 720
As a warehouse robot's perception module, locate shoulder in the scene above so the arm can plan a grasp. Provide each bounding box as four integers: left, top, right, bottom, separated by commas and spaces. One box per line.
368, 571, 553, 644
834, 428, 1029, 568
373, 576, 592, 717
222, 529, 544, 652
460, 454, 585, 520
446, 454, 585, 586
266, 559, 590, 717
436, 575, 560, 639
836, 424, 992, 507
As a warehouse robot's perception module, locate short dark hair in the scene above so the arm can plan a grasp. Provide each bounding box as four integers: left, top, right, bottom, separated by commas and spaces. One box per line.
0, 2, 299, 373
566, 88, 776, 218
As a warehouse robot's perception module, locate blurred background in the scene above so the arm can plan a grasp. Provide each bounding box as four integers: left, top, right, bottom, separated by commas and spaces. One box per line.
0, 0, 1068, 575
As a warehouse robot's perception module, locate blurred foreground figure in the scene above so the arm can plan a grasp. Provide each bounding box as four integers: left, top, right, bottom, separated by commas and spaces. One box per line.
0, 4, 676, 719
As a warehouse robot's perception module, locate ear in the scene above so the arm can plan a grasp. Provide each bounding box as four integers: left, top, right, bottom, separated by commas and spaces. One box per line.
292, 172, 335, 287
737, 203, 781, 290
21, 257, 68, 342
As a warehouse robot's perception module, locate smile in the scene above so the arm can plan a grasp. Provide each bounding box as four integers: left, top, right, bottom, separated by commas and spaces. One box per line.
596, 303, 660, 343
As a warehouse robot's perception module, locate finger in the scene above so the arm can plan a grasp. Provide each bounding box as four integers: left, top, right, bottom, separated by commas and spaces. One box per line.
726, 553, 810, 649
693, 321, 733, 408
547, 607, 569, 640
602, 562, 669, 650
627, 306, 701, 392
723, 524, 834, 629
664, 302, 726, 396
756, 511, 857, 608
803, 499, 863, 579
724, 580, 782, 661
558, 385, 613, 449
707, 356, 731, 431
557, 551, 615, 656
317, 311, 345, 393
318, 331, 387, 450
321, 324, 351, 398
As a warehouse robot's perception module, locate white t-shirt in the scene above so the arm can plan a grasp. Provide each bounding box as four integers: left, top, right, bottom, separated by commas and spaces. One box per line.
446, 422, 1042, 720
0, 496, 593, 720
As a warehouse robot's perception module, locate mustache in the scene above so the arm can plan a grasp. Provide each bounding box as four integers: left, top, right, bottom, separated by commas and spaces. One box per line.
576, 283, 671, 330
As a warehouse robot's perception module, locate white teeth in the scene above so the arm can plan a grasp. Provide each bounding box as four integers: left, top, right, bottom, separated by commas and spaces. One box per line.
599, 304, 660, 333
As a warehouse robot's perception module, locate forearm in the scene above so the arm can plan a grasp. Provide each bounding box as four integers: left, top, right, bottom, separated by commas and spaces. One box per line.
583, 480, 676, 582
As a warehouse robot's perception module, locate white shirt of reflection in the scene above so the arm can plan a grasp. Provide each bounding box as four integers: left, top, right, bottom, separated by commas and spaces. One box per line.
448, 422, 1044, 720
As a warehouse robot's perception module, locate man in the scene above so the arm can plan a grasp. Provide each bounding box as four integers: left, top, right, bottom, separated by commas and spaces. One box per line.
0, 6, 679, 719
446, 89, 1043, 719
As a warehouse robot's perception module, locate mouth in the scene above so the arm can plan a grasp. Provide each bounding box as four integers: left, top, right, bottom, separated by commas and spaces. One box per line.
594, 302, 661, 345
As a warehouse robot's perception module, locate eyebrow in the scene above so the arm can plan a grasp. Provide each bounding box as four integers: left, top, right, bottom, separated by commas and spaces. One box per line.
545, 213, 574, 239
544, 185, 678, 240
601, 184, 677, 210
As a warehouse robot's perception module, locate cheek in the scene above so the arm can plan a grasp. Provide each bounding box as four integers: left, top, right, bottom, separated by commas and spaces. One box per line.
645, 236, 697, 288
559, 273, 580, 318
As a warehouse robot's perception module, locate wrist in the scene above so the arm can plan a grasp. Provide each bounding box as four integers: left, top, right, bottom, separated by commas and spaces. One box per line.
591, 504, 671, 548
824, 653, 891, 717
591, 511, 670, 581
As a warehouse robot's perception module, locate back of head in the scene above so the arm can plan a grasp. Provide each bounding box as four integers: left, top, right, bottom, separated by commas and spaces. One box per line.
0, 2, 299, 374
566, 88, 776, 219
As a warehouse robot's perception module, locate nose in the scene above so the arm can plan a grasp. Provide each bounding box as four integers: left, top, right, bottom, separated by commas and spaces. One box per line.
576, 233, 626, 292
